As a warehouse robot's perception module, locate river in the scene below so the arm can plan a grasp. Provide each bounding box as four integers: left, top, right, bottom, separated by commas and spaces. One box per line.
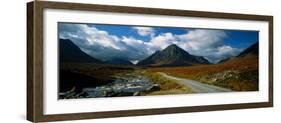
59, 73, 160, 99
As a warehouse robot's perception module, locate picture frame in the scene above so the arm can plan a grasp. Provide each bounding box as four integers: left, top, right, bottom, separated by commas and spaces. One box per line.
27, 1, 273, 122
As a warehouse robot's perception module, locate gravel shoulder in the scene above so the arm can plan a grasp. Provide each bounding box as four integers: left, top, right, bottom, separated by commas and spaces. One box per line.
158, 72, 232, 93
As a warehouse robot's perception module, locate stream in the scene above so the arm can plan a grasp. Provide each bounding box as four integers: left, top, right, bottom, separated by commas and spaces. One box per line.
59, 73, 160, 99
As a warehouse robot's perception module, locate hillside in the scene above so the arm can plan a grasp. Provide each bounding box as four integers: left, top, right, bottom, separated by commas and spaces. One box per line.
137, 44, 210, 67
104, 58, 134, 65
59, 39, 102, 63
219, 42, 258, 64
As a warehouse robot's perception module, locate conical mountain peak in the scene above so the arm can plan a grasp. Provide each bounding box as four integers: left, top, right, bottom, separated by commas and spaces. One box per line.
166, 44, 180, 49
162, 44, 190, 55
137, 44, 209, 66
164, 44, 184, 51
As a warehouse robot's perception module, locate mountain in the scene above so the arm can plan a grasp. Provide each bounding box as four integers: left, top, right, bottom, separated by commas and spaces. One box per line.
59, 39, 102, 63
137, 44, 210, 67
217, 57, 230, 64
237, 42, 258, 57
218, 42, 258, 64
104, 58, 134, 65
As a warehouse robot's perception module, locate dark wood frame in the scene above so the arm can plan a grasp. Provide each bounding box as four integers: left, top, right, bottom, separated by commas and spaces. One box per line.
27, 1, 273, 122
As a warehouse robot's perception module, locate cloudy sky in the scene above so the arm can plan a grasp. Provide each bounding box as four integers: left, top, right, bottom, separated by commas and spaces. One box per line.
58, 23, 258, 63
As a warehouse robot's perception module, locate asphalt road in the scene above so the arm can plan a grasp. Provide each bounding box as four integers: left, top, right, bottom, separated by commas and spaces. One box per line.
159, 72, 232, 93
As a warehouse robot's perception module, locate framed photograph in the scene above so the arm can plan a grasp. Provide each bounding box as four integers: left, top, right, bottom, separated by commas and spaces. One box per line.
27, 1, 273, 122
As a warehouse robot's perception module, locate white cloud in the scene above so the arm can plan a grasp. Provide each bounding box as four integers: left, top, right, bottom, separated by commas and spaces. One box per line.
59, 23, 124, 50
59, 23, 242, 63
148, 33, 177, 50
132, 27, 155, 37
177, 29, 227, 50
80, 25, 124, 50
173, 29, 241, 63
59, 23, 151, 61
130, 60, 139, 65
204, 45, 241, 63
217, 45, 240, 56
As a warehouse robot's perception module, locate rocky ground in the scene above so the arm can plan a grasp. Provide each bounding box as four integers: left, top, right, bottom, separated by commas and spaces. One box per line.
59, 73, 160, 99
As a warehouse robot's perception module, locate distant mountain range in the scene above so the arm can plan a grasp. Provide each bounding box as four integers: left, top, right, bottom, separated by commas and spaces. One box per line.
60, 38, 258, 66
137, 44, 210, 67
59, 39, 102, 63
219, 42, 258, 63
60, 39, 133, 65
104, 58, 133, 65
237, 42, 258, 57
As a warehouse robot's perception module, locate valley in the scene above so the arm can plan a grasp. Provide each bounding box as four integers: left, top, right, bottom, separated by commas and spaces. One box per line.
59, 38, 259, 99
59, 58, 257, 99
59, 63, 192, 99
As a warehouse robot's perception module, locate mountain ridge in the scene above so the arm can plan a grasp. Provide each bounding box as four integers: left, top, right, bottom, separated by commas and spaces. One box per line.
218, 42, 258, 64
137, 44, 210, 67
104, 58, 134, 65
59, 38, 102, 63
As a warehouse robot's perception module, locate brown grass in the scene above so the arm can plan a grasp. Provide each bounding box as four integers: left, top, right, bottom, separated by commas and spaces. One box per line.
147, 57, 258, 91
139, 71, 192, 95
61, 63, 135, 82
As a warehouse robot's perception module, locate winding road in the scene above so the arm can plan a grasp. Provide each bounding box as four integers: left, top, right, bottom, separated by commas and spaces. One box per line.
158, 72, 232, 93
